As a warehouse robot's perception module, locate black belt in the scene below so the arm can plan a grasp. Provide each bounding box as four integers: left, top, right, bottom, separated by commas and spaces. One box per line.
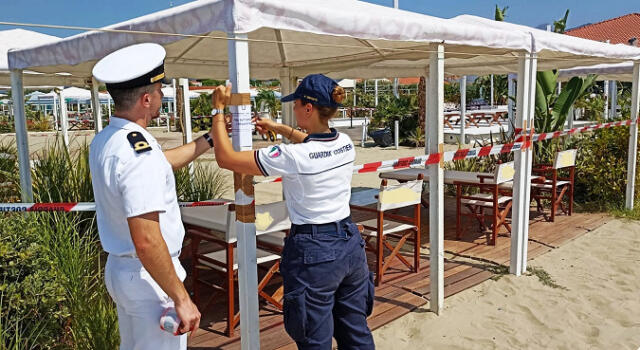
290, 216, 353, 236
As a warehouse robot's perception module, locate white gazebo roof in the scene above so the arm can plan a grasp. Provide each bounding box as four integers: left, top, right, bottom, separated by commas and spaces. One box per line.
449, 15, 640, 71
0, 29, 86, 86
161, 86, 200, 99
558, 62, 635, 81
7, 0, 538, 79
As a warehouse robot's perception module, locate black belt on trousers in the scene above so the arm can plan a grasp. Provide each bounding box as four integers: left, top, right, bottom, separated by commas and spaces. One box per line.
290, 216, 353, 236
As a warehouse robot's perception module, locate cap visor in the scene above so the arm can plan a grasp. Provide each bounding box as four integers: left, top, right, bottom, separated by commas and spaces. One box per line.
280, 93, 298, 102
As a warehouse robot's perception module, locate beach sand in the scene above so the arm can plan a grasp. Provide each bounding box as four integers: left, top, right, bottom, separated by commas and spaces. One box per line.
373, 218, 640, 350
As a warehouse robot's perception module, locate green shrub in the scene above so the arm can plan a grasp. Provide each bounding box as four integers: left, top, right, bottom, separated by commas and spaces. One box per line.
0, 214, 69, 348
0, 212, 119, 349
32, 140, 94, 204
568, 125, 640, 208
0, 142, 19, 203
174, 161, 229, 201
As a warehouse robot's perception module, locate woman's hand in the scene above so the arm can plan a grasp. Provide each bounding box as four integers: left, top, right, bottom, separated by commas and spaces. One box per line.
253, 116, 277, 135
212, 83, 232, 110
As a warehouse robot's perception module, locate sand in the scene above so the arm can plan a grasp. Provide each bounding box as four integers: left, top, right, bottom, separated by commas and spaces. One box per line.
373, 219, 640, 350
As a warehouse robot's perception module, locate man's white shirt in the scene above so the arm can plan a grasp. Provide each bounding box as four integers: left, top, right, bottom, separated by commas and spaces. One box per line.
255, 129, 355, 225
89, 116, 184, 258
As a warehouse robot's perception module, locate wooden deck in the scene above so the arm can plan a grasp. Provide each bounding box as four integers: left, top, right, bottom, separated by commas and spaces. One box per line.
186, 197, 610, 349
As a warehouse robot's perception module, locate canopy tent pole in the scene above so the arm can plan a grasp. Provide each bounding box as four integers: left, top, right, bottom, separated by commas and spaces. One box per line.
10, 69, 33, 202
179, 78, 194, 175
91, 77, 103, 133
520, 53, 538, 270
427, 44, 445, 314
107, 96, 111, 117
510, 53, 533, 275
52, 92, 58, 131
169, 78, 176, 132
57, 89, 69, 147
459, 76, 466, 144
227, 32, 260, 350
507, 73, 516, 136
180, 78, 192, 144
603, 80, 610, 120
279, 68, 296, 144
374, 79, 379, 106
490, 74, 494, 108
625, 62, 640, 210
610, 80, 618, 118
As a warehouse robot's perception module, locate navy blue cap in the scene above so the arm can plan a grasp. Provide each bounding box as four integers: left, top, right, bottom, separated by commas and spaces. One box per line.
281, 74, 342, 108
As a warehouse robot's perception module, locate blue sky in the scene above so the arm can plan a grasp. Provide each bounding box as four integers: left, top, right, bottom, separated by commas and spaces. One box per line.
0, 0, 637, 38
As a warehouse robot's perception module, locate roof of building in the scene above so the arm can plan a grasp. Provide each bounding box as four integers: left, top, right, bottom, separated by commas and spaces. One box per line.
566, 13, 640, 46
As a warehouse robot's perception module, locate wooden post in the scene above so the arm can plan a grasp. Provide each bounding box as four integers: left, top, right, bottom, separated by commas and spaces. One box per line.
427, 44, 445, 314
91, 77, 103, 133
625, 62, 640, 210
228, 32, 260, 350
10, 69, 33, 202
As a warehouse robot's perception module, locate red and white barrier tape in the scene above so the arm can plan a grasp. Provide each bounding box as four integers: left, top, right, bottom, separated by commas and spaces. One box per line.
2, 120, 634, 209
514, 120, 632, 143
0, 201, 231, 213
256, 119, 635, 184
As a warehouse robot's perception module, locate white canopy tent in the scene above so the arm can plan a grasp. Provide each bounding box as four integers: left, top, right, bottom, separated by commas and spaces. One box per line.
559, 62, 635, 82
161, 85, 200, 99
0, 28, 85, 86
7, 1, 640, 347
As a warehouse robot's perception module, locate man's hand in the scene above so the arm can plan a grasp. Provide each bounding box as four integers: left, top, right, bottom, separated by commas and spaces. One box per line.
213, 83, 232, 110
175, 297, 201, 337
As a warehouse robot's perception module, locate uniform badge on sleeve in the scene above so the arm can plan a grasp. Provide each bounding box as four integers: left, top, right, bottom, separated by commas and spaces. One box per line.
127, 132, 152, 154
267, 145, 281, 158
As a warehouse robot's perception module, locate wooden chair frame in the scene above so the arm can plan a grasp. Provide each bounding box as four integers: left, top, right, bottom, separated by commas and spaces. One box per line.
186, 205, 283, 337
531, 150, 576, 222
454, 163, 515, 245
351, 174, 423, 286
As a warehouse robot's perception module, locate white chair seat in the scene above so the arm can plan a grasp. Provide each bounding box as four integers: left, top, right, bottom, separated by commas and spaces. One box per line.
181, 203, 231, 233
256, 231, 287, 248
461, 193, 512, 207
531, 180, 570, 189
198, 248, 280, 272
356, 218, 416, 236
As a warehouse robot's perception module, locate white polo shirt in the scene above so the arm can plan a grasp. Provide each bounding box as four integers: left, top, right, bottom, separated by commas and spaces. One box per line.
89, 117, 184, 257
255, 129, 355, 225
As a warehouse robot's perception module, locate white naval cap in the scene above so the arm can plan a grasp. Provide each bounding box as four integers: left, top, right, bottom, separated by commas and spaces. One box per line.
92, 43, 169, 90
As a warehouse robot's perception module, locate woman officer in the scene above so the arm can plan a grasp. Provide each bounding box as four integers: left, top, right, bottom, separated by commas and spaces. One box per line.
210, 74, 375, 350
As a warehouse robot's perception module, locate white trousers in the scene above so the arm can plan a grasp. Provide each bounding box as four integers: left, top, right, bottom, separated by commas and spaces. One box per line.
105, 254, 188, 350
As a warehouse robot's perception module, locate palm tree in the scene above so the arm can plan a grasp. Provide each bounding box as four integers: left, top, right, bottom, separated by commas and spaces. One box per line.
254, 89, 280, 119
494, 5, 508, 21
553, 10, 570, 33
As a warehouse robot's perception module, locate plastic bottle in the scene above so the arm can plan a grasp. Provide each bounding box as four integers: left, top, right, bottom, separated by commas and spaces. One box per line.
160, 307, 181, 335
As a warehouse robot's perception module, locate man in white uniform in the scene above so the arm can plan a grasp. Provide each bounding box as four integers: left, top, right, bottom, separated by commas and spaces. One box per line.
90, 43, 217, 349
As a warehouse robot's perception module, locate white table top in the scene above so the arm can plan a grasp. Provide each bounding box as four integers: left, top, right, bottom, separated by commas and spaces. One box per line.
379, 168, 497, 184
379, 168, 539, 186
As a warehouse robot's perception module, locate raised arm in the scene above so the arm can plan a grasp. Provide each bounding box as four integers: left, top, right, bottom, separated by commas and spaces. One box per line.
163, 133, 213, 170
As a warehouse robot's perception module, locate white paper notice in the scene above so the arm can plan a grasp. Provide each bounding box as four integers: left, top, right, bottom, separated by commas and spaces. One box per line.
230, 105, 253, 150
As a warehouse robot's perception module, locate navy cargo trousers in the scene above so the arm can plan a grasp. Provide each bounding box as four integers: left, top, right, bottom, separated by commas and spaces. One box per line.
280, 217, 375, 350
